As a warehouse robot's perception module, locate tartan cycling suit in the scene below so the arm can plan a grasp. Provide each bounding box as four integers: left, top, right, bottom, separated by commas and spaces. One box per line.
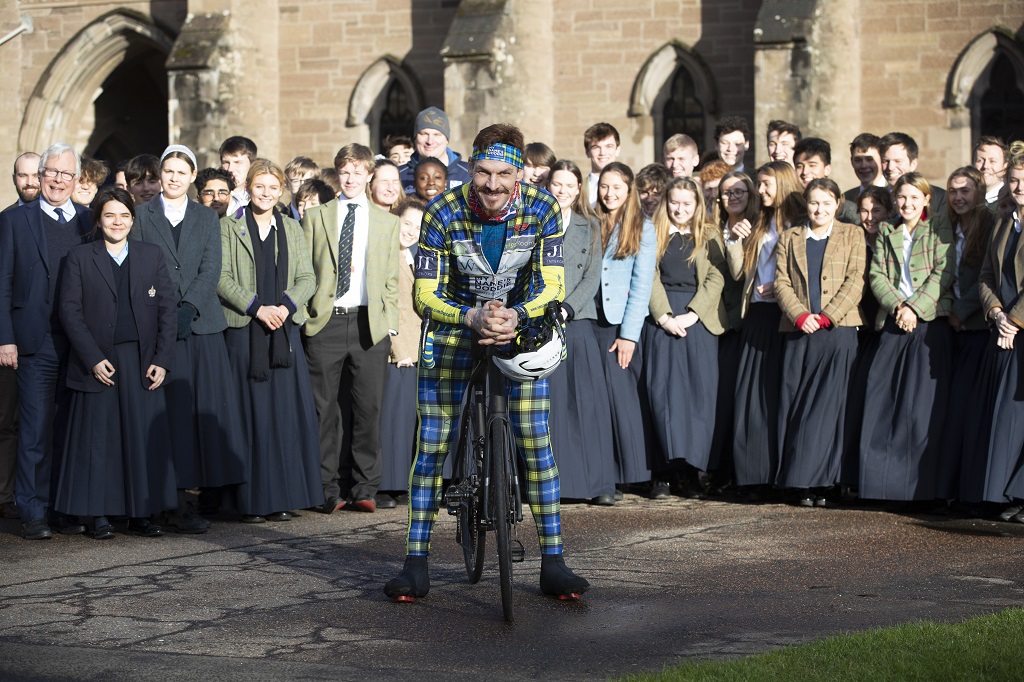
406, 181, 566, 556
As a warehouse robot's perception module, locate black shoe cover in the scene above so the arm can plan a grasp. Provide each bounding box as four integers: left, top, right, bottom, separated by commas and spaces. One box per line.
539, 554, 589, 596
384, 555, 430, 598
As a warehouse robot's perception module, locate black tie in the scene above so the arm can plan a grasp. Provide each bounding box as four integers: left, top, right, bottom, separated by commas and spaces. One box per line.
54, 207, 67, 225
336, 203, 357, 298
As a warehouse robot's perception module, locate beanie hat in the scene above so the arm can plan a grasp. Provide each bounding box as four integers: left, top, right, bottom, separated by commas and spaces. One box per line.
414, 107, 451, 140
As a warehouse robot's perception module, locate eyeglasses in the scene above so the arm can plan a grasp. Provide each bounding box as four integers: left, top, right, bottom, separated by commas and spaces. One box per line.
721, 189, 748, 199
200, 189, 231, 198
41, 168, 76, 182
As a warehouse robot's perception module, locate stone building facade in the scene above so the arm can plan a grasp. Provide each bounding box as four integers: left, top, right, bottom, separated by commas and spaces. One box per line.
0, 0, 1021, 205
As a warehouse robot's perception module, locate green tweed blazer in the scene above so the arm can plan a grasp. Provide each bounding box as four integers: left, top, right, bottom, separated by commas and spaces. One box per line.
648, 229, 728, 336
217, 213, 316, 329
774, 221, 866, 332
868, 217, 954, 330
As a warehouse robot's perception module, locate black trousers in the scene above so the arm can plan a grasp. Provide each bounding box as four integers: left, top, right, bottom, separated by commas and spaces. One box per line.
303, 307, 390, 501
0, 366, 17, 506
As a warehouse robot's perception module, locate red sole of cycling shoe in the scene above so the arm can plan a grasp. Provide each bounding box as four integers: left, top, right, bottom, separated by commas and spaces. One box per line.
394, 595, 416, 603
557, 593, 581, 601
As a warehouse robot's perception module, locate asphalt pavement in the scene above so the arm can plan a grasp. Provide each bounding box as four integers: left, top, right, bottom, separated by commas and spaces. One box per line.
1, 495, 1022, 681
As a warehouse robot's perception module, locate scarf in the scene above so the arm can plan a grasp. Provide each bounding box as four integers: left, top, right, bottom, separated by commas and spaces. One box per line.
467, 181, 521, 223
245, 206, 292, 381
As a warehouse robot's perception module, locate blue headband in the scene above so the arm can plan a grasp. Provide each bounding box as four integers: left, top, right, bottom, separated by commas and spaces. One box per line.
470, 143, 524, 170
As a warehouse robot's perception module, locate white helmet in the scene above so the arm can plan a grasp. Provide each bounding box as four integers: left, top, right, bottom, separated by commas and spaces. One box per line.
493, 308, 565, 382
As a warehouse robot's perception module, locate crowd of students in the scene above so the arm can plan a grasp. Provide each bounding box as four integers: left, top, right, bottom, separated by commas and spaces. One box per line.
2, 104, 1022, 542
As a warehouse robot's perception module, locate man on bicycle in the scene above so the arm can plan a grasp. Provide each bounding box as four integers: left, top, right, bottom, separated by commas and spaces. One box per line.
384, 123, 589, 600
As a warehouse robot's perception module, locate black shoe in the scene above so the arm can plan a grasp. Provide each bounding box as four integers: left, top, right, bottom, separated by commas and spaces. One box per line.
22, 518, 53, 540
321, 496, 345, 514
51, 515, 87, 535
384, 555, 430, 600
91, 516, 116, 540
590, 494, 615, 506
999, 504, 1024, 521
540, 554, 589, 597
240, 514, 266, 524
814, 496, 828, 508
166, 509, 211, 534
127, 518, 164, 537
613, 488, 624, 501
375, 494, 398, 509
266, 512, 291, 522
650, 481, 671, 500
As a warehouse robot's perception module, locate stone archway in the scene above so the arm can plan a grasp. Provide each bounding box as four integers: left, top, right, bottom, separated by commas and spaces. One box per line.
19, 10, 174, 159
629, 42, 718, 164
945, 28, 1024, 150
347, 56, 425, 152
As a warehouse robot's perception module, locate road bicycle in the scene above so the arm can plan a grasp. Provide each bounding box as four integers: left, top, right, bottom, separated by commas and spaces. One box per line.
444, 341, 524, 623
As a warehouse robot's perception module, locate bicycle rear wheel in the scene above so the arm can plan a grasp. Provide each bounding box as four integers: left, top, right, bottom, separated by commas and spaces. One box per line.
489, 417, 514, 623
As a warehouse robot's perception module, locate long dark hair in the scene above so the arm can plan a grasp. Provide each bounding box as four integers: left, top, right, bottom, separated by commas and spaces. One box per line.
89, 186, 136, 240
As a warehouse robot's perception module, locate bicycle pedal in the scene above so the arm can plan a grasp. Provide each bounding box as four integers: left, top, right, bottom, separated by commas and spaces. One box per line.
511, 540, 525, 563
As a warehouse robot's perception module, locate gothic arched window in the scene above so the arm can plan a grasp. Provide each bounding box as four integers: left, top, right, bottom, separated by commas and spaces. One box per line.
378, 79, 415, 151
660, 66, 706, 159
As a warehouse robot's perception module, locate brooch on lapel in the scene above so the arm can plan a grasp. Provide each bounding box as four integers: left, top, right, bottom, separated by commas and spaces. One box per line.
148, 286, 156, 298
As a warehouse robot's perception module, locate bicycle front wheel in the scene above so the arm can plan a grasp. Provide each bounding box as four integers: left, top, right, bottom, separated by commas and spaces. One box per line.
489, 417, 514, 623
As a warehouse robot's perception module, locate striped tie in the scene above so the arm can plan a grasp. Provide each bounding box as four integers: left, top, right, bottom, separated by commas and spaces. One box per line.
336, 203, 357, 298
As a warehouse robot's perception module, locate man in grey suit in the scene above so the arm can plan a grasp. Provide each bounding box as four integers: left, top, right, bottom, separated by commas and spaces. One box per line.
302, 143, 400, 514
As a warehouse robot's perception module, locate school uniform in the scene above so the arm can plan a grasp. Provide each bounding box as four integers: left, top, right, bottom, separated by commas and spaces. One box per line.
708, 227, 745, 477
592, 218, 658, 485
841, 235, 882, 489
644, 228, 727, 474
132, 197, 247, 490
774, 221, 865, 491
961, 211, 1024, 504
725, 219, 786, 486
548, 209, 615, 500
378, 247, 420, 492
936, 214, 994, 499
55, 240, 178, 518
860, 216, 954, 501
218, 209, 321, 517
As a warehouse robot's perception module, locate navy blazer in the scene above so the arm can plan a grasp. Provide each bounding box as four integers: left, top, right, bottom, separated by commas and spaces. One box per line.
59, 240, 176, 392
131, 197, 228, 334
0, 201, 91, 353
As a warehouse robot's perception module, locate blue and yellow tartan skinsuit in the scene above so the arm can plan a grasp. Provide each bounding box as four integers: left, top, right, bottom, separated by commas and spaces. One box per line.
407, 181, 566, 556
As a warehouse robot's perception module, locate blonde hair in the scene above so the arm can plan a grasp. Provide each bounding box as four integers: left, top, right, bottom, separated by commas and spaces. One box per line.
653, 177, 715, 264
245, 158, 286, 191
596, 162, 645, 259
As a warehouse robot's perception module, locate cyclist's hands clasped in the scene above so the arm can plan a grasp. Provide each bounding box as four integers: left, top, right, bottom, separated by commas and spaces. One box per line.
466, 300, 519, 345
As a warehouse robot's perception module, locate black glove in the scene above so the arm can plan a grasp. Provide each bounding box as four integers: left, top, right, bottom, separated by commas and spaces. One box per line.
177, 303, 198, 340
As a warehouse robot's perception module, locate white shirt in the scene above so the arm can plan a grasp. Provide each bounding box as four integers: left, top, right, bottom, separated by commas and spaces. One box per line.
109, 242, 129, 266
751, 218, 779, 303
953, 222, 965, 298
805, 221, 833, 241
669, 224, 691, 237
562, 208, 573, 229
986, 183, 1004, 205
587, 172, 599, 208
41, 198, 75, 222
161, 195, 187, 227
257, 213, 277, 243
899, 226, 917, 298
334, 194, 370, 308
227, 188, 250, 217
403, 248, 414, 267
